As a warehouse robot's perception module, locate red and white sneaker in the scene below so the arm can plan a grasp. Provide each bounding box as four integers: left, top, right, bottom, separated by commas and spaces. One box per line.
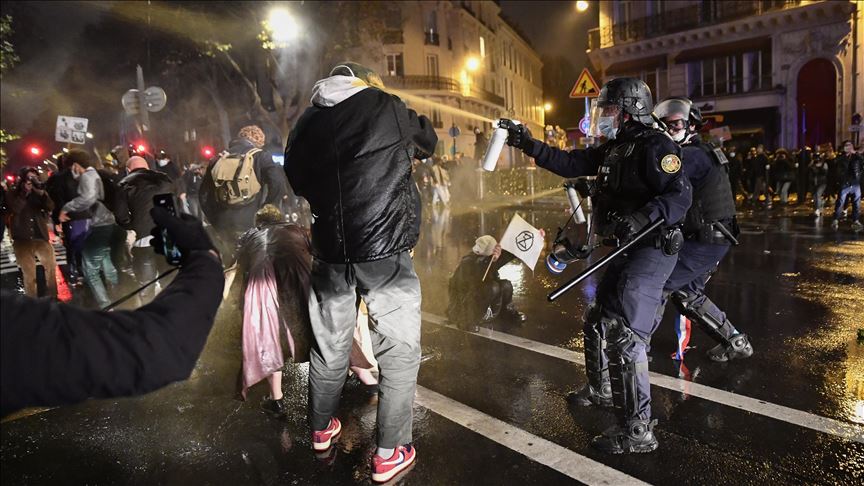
371, 444, 416, 483
311, 417, 341, 451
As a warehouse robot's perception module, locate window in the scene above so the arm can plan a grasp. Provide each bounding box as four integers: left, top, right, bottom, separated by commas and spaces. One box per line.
424, 9, 439, 45
480, 36, 486, 58
687, 47, 771, 98
385, 53, 404, 77
616, 1, 633, 41
426, 54, 439, 77
431, 107, 443, 129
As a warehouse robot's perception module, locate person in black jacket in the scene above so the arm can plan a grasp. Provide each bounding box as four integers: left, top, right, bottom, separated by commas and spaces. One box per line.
117, 156, 176, 301
1, 207, 224, 416
200, 125, 288, 259
447, 235, 527, 332
284, 61, 436, 481
45, 154, 86, 285
831, 140, 863, 230
4, 167, 56, 298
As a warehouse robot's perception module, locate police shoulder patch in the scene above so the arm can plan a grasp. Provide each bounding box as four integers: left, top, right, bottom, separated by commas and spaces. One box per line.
660, 154, 682, 174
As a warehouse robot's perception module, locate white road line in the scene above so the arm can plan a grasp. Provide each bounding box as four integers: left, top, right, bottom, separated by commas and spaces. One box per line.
415, 386, 649, 486
421, 312, 864, 444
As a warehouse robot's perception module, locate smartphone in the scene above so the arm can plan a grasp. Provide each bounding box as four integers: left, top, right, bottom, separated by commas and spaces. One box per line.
152, 193, 183, 266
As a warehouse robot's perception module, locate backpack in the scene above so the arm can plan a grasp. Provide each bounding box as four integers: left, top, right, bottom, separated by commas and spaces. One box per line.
211, 148, 262, 205
96, 170, 122, 213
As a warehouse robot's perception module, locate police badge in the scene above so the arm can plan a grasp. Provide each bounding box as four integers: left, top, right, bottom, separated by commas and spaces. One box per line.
660, 154, 682, 174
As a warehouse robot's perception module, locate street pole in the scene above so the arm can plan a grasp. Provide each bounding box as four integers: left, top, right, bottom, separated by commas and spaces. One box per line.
137, 65, 150, 133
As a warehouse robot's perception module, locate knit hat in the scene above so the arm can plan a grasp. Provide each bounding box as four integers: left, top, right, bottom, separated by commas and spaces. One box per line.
472, 235, 498, 256
238, 125, 266, 148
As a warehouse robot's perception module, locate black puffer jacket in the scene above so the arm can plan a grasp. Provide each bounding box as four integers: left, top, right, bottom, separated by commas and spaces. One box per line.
118, 169, 175, 239
284, 85, 437, 263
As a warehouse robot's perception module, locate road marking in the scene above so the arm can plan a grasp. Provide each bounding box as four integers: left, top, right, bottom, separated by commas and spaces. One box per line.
415, 386, 649, 486
422, 312, 864, 444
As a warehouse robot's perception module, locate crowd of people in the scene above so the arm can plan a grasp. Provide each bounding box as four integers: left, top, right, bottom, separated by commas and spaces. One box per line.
1, 59, 863, 484
724, 140, 863, 229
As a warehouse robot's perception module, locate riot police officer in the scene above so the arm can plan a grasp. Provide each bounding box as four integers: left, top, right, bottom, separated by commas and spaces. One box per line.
653, 98, 753, 362
502, 78, 692, 454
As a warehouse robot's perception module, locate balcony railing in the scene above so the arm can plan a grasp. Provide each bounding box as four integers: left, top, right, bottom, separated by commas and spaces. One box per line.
382, 30, 404, 44
469, 88, 506, 107
424, 31, 440, 46
381, 75, 506, 107
593, 0, 802, 47
381, 75, 460, 92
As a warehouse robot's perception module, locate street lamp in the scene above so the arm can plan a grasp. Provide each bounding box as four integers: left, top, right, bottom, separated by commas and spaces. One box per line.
576, 1, 590, 13
465, 56, 481, 72
544, 102, 553, 113
85, 132, 94, 139
266, 8, 301, 46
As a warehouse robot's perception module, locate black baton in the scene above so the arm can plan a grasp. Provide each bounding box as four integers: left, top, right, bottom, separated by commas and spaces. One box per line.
712, 221, 739, 246
547, 219, 664, 302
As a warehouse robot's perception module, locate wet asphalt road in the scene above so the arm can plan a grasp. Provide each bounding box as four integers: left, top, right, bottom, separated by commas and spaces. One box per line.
2, 199, 863, 485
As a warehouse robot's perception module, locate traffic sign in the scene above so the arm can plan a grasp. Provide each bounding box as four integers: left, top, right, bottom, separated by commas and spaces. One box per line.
143, 86, 167, 112
122, 89, 140, 115
579, 116, 590, 135
448, 125, 461, 138
569, 68, 599, 98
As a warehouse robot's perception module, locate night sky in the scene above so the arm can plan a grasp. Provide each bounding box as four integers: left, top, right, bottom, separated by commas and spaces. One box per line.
500, 0, 600, 128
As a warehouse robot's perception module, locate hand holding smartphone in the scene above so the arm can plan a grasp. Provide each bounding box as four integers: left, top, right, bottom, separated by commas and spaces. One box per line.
152, 193, 183, 265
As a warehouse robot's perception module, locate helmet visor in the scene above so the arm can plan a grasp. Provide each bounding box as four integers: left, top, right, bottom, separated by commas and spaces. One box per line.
588, 99, 621, 139
653, 99, 691, 121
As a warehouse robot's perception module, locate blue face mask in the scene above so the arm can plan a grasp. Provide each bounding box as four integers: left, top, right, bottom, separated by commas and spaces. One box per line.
597, 116, 618, 140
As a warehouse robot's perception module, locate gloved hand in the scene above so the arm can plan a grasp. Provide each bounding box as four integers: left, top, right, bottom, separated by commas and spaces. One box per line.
149, 207, 217, 257
501, 119, 534, 152
614, 211, 651, 242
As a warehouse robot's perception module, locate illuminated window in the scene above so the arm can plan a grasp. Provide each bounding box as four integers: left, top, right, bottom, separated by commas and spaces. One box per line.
480, 36, 486, 58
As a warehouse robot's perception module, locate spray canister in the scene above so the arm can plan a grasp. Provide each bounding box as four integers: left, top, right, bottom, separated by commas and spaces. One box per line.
482, 119, 519, 172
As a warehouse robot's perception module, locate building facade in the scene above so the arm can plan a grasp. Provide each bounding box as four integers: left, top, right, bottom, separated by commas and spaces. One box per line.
587, 0, 862, 150
364, 1, 544, 167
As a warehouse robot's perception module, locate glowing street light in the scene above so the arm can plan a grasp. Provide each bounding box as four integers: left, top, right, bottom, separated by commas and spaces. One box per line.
576, 1, 590, 12
465, 56, 481, 72
85, 132, 94, 139
544, 102, 553, 113
266, 8, 301, 46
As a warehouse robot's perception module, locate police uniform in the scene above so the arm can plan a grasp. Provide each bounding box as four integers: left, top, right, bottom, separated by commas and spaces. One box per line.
657, 139, 753, 361
520, 120, 692, 453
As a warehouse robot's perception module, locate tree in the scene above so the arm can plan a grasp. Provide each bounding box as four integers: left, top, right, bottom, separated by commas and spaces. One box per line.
0, 14, 20, 170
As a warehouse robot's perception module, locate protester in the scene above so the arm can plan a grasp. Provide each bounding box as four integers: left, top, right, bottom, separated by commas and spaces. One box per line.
725, 145, 745, 201
1, 207, 224, 416
4, 167, 56, 298
772, 148, 794, 205
284, 61, 436, 482
749, 145, 771, 207
200, 125, 288, 259
447, 235, 528, 332
46, 154, 87, 286
831, 140, 863, 230
233, 205, 379, 416
430, 156, 451, 207
794, 147, 812, 204
116, 156, 175, 301
809, 150, 829, 218
59, 150, 119, 308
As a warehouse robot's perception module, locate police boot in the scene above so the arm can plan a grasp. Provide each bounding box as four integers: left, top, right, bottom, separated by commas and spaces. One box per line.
708, 333, 753, 362
591, 419, 659, 454
592, 319, 657, 454
567, 378, 613, 407
567, 312, 612, 407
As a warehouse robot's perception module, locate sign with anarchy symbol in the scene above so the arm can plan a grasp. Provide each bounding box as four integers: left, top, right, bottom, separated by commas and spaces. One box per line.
515, 230, 535, 252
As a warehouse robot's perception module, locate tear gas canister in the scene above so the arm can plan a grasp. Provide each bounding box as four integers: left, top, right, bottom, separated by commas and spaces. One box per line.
482, 119, 519, 171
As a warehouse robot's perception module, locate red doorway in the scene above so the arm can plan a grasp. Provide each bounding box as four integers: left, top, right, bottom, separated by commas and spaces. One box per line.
797, 59, 836, 149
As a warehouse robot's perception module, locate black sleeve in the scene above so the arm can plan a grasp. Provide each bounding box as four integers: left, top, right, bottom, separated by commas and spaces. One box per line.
639, 135, 693, 224
391, 94, 438, 159
0, 251, 225, 415
524, 139, 602, 178
284, 122, 309, 199
257, 152, 288, 205
114, 185, 132, 229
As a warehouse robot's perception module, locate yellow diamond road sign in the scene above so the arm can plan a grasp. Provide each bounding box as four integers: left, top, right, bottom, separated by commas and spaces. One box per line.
569, 68, 600, 98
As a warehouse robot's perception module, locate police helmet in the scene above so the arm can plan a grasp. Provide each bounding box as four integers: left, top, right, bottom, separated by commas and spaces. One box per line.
655, 97, 703, 131
597, 77, 654, 125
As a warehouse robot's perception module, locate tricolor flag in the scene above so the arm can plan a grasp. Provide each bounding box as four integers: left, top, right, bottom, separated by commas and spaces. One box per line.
499, 213, 544, 271
671, 314, 692, 361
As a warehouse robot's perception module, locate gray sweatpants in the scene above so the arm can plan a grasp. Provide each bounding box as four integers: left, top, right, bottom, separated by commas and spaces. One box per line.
308, 251, 421, 448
